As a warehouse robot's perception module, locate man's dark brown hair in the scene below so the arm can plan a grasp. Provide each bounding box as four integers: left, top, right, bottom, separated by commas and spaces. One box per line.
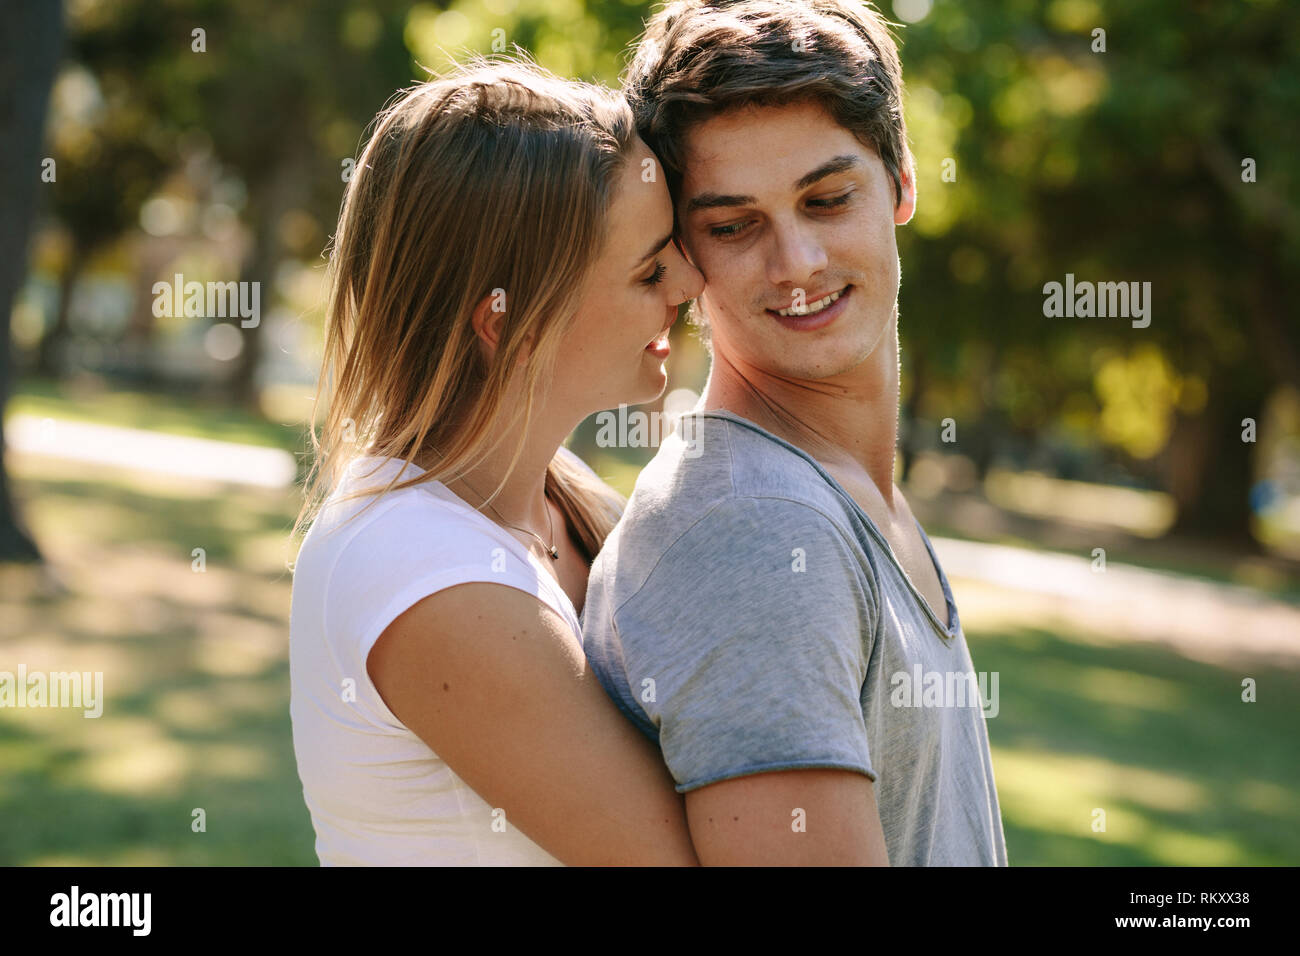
623, 0, 913, 210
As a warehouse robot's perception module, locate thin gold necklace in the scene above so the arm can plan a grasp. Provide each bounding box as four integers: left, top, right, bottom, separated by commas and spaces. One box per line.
478, 485, 559, 561
430, 448, 559, 560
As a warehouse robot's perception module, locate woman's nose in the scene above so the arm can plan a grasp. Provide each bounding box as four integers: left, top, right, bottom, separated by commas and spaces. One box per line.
675, 257, 705, 305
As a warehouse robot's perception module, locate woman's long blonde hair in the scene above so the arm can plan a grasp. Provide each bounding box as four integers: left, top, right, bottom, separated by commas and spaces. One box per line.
292, 55, 631, 561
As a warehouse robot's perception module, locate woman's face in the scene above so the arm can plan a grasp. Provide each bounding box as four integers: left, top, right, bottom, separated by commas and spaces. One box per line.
554, 137, 704, 415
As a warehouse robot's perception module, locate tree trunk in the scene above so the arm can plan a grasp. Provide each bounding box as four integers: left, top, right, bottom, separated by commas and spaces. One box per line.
1165, 379, 1265, 550
228, 147, 308, 412
227, 223, 268, 411
898, 346, 926, 483
0, 0, 62, 565
1165, 226, 1294, 551
36, 239, 90, 379
969, 345, 1003, 481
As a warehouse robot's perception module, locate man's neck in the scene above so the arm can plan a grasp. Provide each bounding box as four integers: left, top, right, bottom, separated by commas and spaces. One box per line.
699, 311, 902, 513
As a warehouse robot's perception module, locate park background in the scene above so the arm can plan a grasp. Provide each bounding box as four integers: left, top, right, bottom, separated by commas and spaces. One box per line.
1, 0, 1297, 865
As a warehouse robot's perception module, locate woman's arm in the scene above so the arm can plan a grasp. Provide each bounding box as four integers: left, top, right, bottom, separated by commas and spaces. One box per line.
366, 581, 699, 866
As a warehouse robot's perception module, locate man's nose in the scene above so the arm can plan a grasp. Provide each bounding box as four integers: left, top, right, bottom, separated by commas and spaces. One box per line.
766, 219, 828, 289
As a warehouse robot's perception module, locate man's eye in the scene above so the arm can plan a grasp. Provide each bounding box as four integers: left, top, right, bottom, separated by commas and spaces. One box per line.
808, 191, 853, 209
710, 221, 750, 239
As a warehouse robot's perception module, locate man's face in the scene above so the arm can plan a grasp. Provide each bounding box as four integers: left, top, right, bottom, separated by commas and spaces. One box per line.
676, 99, 915, 381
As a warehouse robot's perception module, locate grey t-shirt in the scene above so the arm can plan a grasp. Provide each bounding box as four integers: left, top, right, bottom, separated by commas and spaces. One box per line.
581, 409, 1008, 866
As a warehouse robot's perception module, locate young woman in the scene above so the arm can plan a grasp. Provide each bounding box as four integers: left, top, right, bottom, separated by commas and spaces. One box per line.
288, 57, 704, 865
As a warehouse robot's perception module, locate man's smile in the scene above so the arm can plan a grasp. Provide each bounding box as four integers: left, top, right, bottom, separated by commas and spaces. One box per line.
766, 284, 853, 331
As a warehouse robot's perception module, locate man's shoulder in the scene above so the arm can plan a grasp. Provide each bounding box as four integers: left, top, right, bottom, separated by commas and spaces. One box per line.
620, 410, 851, 530
588, 412, 871, 607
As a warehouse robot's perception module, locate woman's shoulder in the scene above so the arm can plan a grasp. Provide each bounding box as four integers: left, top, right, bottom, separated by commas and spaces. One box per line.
294, 455, 572, 651
299, 455, 507, 577
298, 453, 580, 631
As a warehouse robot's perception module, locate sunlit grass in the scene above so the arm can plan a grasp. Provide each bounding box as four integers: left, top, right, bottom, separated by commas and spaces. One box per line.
9, 374, 309, 453
3, 439, 1297, 864
963, 613, 1300, 865
983, 469, 1175, 537
1, 453, 314, 865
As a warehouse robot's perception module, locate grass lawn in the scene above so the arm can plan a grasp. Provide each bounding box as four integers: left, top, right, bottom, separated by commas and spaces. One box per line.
959, 611, 1300, 865
1, 455, 314, 865
9, 374, 311, 454
3, 385, 1297, 865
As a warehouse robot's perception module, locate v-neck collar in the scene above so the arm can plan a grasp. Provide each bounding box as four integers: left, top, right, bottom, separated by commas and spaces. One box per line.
681, 409, 960, 642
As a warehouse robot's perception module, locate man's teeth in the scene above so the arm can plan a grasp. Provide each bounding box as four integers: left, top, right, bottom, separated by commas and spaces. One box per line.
776, 287, 844, 317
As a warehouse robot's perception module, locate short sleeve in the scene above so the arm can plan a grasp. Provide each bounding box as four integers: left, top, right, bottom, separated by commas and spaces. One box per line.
321, 500, 559, 725
614, 496, 877, 792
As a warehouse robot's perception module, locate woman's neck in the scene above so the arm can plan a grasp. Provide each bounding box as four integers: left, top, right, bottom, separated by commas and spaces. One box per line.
415, 413, 579, 532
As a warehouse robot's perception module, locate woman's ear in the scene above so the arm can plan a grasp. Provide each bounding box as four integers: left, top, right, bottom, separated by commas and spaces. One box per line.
470, 290, 507, 354
470, 290, 531, 366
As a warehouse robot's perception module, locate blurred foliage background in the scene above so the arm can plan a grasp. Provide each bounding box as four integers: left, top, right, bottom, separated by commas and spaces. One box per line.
1, 0, 1297, 865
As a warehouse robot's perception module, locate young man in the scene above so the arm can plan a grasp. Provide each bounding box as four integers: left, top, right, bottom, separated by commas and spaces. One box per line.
581, 0, 1008, 865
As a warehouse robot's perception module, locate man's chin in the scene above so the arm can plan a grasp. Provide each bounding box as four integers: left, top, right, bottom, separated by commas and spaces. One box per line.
719, 339, 879, 382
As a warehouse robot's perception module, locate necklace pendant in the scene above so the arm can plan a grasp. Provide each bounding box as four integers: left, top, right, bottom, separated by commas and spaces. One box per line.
547, 546, 559, 560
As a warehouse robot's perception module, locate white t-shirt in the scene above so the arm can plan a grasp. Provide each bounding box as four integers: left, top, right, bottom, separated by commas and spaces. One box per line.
289, 451, 586, 865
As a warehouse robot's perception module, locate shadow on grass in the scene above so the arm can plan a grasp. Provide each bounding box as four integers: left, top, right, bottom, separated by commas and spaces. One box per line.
28, 476, 295, 566
3, 462, 316, 864
5, 456, 1296, 865
0, 657, 316, 866
972, 625, 1300, 865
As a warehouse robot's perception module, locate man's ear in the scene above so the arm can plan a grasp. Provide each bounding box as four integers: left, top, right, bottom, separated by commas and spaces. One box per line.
470, 290, 531, 366
894, 156, 916, 226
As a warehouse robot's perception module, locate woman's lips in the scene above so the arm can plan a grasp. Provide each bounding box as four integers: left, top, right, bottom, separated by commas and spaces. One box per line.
645, 308, 677, 355
644, 332, 671, 357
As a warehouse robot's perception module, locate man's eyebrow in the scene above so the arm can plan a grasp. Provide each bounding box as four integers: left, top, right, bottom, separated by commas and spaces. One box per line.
795, 154, 860, 190
685, 191, 756, 214
685, 154, 862, 214
636, 232, 674, 266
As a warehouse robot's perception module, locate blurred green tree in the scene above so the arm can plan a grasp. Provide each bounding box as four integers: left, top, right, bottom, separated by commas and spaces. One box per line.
895, 0, 1298, 547
32, 0, 1300, 551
